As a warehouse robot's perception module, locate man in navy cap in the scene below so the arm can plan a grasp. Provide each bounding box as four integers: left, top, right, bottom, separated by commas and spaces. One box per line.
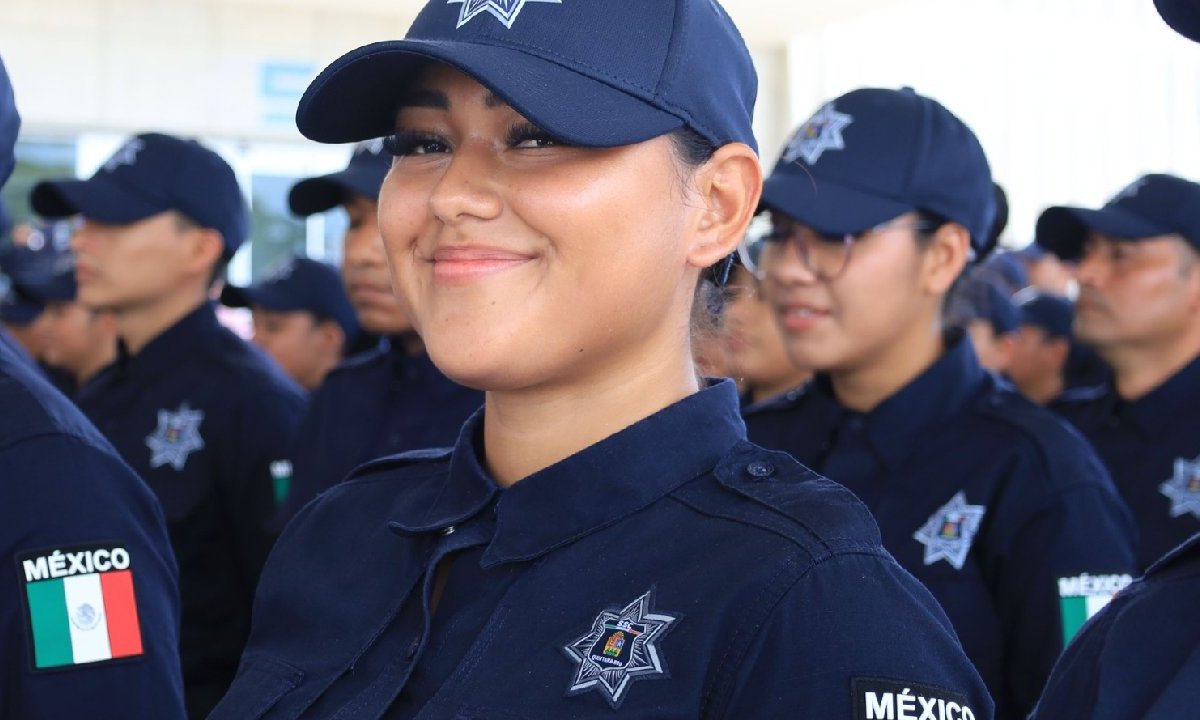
0, 55, 186, 719
30, 132, 306, 717
221, 255, 357, 391
1037, 173, 1200, 571
1007, 290, 1077, 405
279, 140, 482, 522
745, 86, 1136, 720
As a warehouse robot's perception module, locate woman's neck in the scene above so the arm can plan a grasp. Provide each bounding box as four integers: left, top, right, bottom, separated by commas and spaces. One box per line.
482, 347, 700, 488
828, 320, 944, 413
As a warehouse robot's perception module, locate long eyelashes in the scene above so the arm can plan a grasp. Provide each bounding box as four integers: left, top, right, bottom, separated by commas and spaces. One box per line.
381, 122, 572, 156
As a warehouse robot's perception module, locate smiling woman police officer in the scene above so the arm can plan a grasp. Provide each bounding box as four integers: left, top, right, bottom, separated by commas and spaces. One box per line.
743, 87, 1137, 720
211, 3, 992, 718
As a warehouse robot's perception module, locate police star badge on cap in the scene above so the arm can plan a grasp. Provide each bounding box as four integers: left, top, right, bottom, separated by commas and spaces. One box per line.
563, 588, 679, 708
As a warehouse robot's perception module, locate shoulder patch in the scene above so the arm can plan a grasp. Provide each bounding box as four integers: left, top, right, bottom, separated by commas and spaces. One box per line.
15, 543, 144, 671
852, 677, 978, 720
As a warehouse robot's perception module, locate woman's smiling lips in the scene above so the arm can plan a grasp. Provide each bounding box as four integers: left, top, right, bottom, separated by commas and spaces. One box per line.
429, 245, 536, 284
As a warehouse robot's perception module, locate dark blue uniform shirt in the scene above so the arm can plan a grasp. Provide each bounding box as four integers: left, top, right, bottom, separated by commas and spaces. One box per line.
1032, 531, 1200, 719
281, 339, 482, 521
744, 334, 1137, 720
212, 381, 994, 719
1, 333, 185, 719
1051, 354, 1200, 570
75, 301, 305, 717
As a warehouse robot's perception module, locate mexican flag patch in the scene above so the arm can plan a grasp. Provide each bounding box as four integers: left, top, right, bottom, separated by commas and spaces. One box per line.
17, 544, 144, 670
1058, 573, 1133, 646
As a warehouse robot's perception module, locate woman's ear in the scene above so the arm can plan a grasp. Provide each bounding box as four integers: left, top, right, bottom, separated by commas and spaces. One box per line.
686, 142, 762, 270
923, 223, 972, 295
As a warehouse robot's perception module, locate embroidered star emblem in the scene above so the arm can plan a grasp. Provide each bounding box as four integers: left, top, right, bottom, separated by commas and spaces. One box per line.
563, 589, 679, 709
782, 102, 853, 166
102, 138, 146, 173
447, 0, 562, 29
145, 403, 205, 471
1160, 455, 1200, 520
913, 491, 987, 571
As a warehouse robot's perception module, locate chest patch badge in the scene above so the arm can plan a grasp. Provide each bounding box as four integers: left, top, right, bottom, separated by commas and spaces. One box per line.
913, 491, 986, 571
1159, 455, 1200, 520
563, 588, 679, 709
145, 403, 205, 471
16, 544, 144, 671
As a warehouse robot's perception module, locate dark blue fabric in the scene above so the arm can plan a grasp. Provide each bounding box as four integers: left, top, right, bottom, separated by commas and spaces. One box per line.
74, 302, 304, 717
745, 335, 1137, 720
1032, 532, 1200, 719
1, 333, 185, 719
221, 256, 358, 344
1052, 354, 1200, 570
212, 381, 993, 719
0, 54, 17, 187
280, 340, 482, 523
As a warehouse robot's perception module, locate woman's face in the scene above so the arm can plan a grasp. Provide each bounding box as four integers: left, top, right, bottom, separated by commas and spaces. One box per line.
723, 265, 804, 389
378, 64, 702, 391
761, 212, 945, 374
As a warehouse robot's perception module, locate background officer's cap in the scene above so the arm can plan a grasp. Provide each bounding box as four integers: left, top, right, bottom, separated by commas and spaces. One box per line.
289, 140, 391, 217
221, 255, 358, 344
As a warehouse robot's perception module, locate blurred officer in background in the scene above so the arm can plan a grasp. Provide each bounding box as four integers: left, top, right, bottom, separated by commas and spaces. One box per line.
39, 260, 118, 394
30, 132, 306, 718
221, 255, 357, 391
279, 140, 482, 521
0, 54, 185, 720
1038, 173, 1200, 571
724, 237, 811, 408
745, 87, 1137, 720
948, 273, 1020, 374
1007, 290, 1075, 405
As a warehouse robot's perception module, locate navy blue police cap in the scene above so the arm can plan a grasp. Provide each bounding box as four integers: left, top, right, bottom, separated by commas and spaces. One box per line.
295, 0, 758, 153
0, 220, 78, 303
221, 256, 359, 343
947, 276, 1019, 336
30, 132, 249, 257
1014, 289, 1073, 339
1036, 174, 1200, 261
762, 87, 996, 257
1156, 0, 1200, 42
289, 139, 392, 217
0, 54, 18, 188
0, 283, 43, 325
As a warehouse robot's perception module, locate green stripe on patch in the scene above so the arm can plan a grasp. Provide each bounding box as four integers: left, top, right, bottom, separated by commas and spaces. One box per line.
25, 578, 73, 668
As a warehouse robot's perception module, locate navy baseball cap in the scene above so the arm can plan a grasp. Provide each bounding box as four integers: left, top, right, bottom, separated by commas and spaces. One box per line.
948, 276, 1018, 336
296, 0, 758, 153
30, 132, 250, 257
0, 284, 43, 325
1014, 289, 1073, 339
221, 256, 358, 343
0, 54, 18, 188
0, 220, 78, 302
1036, 174, 1200, 261
762, 87, 996, 256
289, 139, 391, 216
1156, 0, 1200, 42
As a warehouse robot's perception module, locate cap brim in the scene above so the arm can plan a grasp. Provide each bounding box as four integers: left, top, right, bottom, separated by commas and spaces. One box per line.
1036, 205, 1173, 261
30, 178, 165, 223
297, 39, 682, 148
289, 165, 384, 216
761, 168, 912, 236
220, 284, 305, 313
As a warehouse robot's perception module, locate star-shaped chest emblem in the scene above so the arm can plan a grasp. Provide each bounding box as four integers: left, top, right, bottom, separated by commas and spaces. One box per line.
1160, 455, 1200, 520
563, 588, 679, 709
145, 403, 206, 471
447, 0, 562, 29
782, 102, 854, 166
913, 491, 987, 571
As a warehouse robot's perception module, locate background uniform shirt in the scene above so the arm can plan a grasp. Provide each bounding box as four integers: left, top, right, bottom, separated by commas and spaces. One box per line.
280, 339, 482, 522
75, 301, 305, 718
1052, 354, 1200, 570
745, 335, 1137, 720
1032, 531, 1200, 719
1, 336, 185, 719
212, 382, 993, 720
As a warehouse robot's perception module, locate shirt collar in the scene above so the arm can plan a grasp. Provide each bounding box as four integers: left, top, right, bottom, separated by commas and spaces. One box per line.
115, 301, 222, 380
1121, 353, 1200, 435
811, 331, 986, 472
386, 381, 747, 565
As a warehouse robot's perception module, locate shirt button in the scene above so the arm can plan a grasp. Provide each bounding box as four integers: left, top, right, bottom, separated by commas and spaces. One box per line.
440, 525, 456, 536
746, 461, 775, 479
406, 637, 421, 660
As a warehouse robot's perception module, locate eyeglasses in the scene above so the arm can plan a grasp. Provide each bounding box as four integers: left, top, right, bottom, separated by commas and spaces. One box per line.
757, 217, 938, 281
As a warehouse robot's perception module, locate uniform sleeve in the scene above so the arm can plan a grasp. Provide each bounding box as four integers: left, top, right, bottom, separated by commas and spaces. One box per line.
222, 386, 305, 598
721, 550, 994, 720
1, 434, 185, 720
988, 452, 1138, 716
